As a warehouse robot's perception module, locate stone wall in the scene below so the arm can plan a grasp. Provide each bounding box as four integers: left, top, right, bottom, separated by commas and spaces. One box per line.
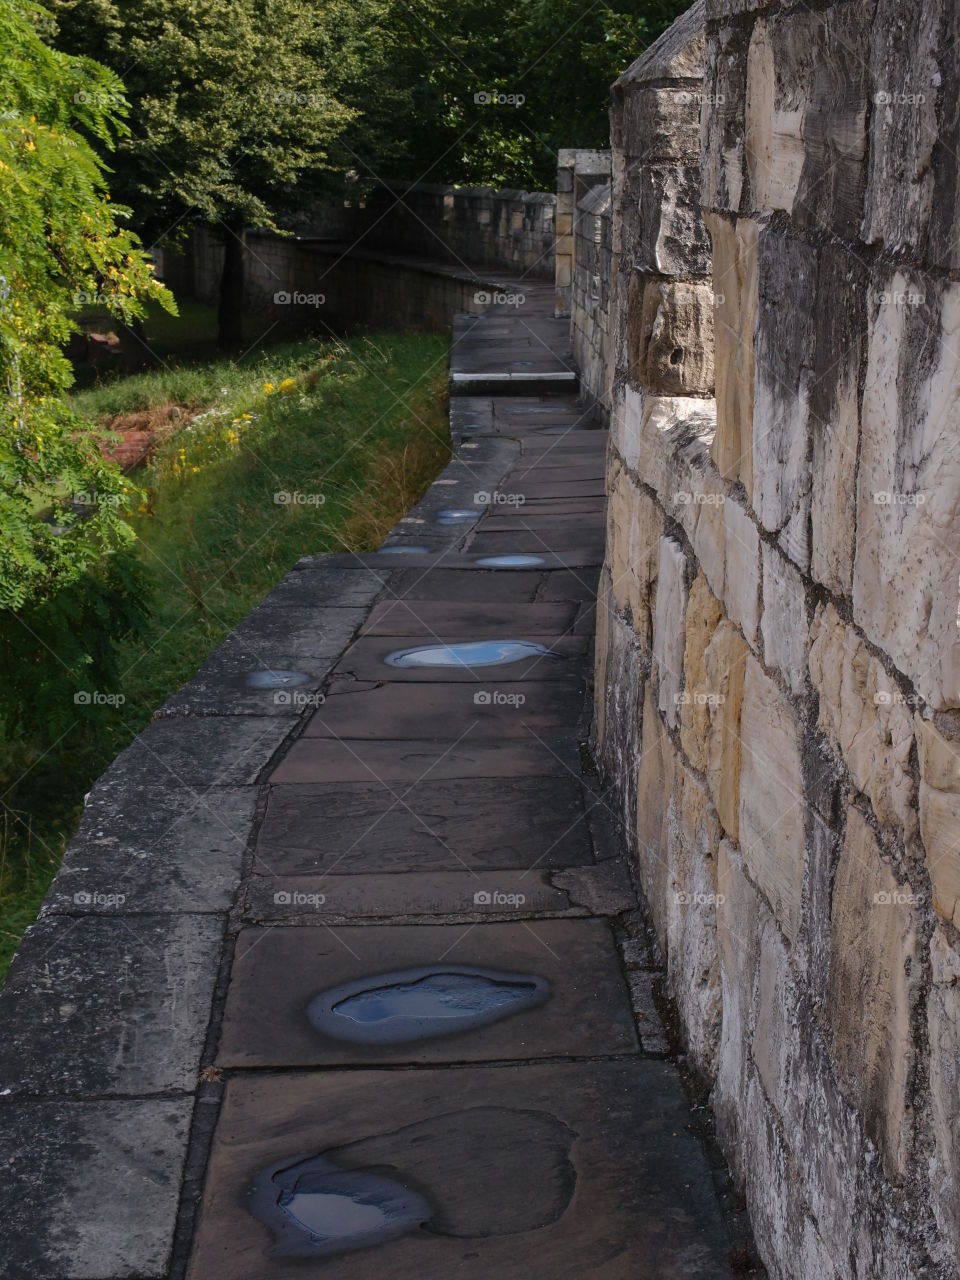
159, 179, 556, 326
159, 228, 525, 335
354, 181, 555, 280
570, 179, 612, 419
593, 1, 960, 1277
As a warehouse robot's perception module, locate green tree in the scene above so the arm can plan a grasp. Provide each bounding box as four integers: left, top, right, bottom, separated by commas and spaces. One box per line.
49, 0, 364, 347
0, 0, 171, 615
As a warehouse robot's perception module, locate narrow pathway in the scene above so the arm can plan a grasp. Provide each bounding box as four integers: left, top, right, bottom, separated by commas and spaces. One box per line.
0, 280, 744, 1279
184, 283, 735, 1277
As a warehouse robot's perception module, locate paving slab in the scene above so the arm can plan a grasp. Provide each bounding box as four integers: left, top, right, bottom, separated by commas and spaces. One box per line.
187, 1060, 732, 1280
331, 634, 589, 682
218, 919, 636, 1067
0, 914, 223, 1095
269, 736, 581, 784
99, 715, 293, 788
244, 862, 633, 922
467, 529, 606, 560
360, 599, 578, 637
41, 782, 256, 914
378, 567, 544, 602
255, 776, 593, 874
0, 1098, 193, 1279
303, 679, 585, 739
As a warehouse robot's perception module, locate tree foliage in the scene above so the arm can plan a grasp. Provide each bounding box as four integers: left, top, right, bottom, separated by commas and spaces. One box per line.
0, 0, 172, 612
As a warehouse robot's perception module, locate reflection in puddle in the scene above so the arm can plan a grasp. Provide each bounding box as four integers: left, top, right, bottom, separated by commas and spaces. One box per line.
377, 545, 431, 555
384, 640, 558, 668
436, 508, 477, 524
244, 670, 310, 690
307, 965, 549, 1044
475, 554, 546, 568
252, 1156, 431, 1258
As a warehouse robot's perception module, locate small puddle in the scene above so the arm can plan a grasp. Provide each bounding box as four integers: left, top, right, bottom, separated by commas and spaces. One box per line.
244, 670, 310, 690
251, 1156, 431, 1258
436, 508, 477, 524
307, 965, 549, 1044
384, 640, 558, 668
475, 554, 546, 568
377, 545, 431, 555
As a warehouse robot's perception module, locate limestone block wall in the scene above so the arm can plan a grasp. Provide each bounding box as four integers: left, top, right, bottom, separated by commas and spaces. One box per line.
355, 181, 555, 280
555, 149, 611, 316
159, 228, 518, 334
594, 1, 960, 1276
570, 179, 612, 418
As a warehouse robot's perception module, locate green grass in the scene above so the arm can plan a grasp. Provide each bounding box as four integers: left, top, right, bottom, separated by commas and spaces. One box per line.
0, 325, 451, 974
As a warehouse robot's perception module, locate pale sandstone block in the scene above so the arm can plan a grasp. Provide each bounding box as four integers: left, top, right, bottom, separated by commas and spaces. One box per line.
915, 715, 960, 930
746, 19, 806, 216
664, 758, 723, 1076
705, 214, 758, 492
928, 927, 960, 1258
634, 392, 718, 522
636, 682, 675, 950
703, 621, 750, 840
714, 840, 760, 1178
853, 276, 960, 710
808, 603, 916, 842
605, 461, 662, 647
653, 536, 689, 728
680, 573, 724, 770
761, 543, 808, 696
722, 496, 761, 647
635, 279, 715, 396
827, 807, 920, 1180
738, 656, 805, 940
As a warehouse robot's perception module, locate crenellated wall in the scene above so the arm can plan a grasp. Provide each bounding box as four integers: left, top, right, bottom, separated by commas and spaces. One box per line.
593, 2, 960, 1277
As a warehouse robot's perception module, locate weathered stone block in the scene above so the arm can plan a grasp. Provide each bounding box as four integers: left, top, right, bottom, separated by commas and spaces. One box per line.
722, 496, 760, 648
916, 715, 960, 929
713, 840, 759, 1178
746, 10, 867, 236
653, 536, 690, 728
761, 543, 809, 697
810, 246, 866, 595
705, 213, 757, 491
863, 0, 941, 256
622, 87, 703, 163
753, 227, 818, 571
637, 164, 712, 278
634, 278, 715, 396
703, 622, 750, 840
738, 656, 805, 940
827, 807, 920, 1180
808, 604, 916, 842
928, 927, 960, 1258
680, 572, 724, 769
636, 682, 675, 945
605, 460, 662, 645
853, 276, 960, 710
701, 24, 747, 212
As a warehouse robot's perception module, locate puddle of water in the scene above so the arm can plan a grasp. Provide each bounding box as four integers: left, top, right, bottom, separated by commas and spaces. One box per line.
244, 670, 310, 690
252, 1156, 431, 1258
307, 965, 549, 1044
377, 546, 431, 555
436, 508, 477, 524
384, 640, 558, 668
475, 554, 546, 568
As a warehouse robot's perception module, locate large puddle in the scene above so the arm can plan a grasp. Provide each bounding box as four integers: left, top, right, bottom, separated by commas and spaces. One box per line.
251, 1155, 430, 1258
244, 670, 310, 690
475, 554, 546, 568
435, 508, 478, 524
384, 639, 558, 668
307, 964, 549, 1044
251, 1106, 576, 1258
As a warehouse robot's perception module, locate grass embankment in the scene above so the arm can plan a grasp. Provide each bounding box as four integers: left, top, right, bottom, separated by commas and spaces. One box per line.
0, 321, 451, 974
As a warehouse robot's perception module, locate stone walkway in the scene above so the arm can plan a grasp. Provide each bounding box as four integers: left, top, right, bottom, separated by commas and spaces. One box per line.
0, 280, 742, 1277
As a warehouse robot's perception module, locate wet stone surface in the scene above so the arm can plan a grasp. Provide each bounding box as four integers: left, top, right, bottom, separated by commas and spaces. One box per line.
218, 920, 636, 1067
